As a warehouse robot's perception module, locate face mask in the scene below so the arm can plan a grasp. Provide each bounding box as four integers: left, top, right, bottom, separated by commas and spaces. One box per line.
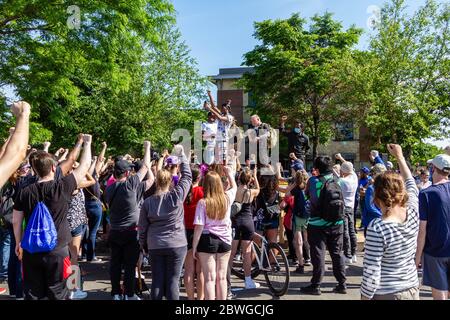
294, 128, 301, 134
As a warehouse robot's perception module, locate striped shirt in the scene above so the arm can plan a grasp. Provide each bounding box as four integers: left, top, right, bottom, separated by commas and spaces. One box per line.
361, 178, 419, 299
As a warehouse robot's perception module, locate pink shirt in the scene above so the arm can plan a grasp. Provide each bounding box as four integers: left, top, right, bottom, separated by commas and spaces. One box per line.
106, 175, 116, 188
193, 187, 237, 245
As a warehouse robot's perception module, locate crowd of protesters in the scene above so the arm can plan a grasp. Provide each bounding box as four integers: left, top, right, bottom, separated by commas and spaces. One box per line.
0, 98, 450, 301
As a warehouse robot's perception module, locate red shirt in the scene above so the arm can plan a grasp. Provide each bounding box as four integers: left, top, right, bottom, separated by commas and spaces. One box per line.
183, 186, 204, 230
283, 195, 294, 230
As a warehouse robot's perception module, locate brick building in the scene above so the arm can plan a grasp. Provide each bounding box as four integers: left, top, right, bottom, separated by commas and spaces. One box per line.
210, 67, 372, 169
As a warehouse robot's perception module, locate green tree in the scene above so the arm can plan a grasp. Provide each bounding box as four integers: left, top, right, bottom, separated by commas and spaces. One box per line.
362, 0, 450, 157
241, 12, 363, 158
0, 1, 206, 154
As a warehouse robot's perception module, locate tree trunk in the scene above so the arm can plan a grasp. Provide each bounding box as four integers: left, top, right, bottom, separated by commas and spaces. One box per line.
312, 104, 320, 160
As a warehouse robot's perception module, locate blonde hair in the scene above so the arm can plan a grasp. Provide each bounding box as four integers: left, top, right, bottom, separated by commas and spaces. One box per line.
203, 171, 227, 220
294, 170, 308, 190
156, 169, 172, 191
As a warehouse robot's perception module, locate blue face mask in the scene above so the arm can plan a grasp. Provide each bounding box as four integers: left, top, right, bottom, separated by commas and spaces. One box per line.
294, 128, 301, 134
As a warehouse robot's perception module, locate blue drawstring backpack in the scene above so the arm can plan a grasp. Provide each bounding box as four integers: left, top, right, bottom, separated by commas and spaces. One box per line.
21, 200, 57, 254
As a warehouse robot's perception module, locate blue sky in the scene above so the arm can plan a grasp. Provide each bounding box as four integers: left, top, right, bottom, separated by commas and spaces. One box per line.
171, 0, 449, 148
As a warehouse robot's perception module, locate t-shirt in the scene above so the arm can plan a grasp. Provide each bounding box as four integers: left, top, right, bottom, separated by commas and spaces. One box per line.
291, 186, 308, 218
217, 114, 234, 142
362, 185, 382, 228
419, 182, 450, 257
202, 121, 218, 147
193, 187, 237, 245
13, 174, 78, 255
283, 195, 294, 230
359, 177, 370, 189
106, 175, 116, 188
183, 186, 204, 230
105, 175, 146, 230
340, 171, 358, 209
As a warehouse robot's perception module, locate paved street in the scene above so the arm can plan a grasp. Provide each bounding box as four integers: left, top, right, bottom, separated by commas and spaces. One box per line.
0, 231, 433, 300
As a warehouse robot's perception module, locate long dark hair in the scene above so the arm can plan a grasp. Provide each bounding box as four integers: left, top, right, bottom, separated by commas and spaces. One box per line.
186, 167, 201, 205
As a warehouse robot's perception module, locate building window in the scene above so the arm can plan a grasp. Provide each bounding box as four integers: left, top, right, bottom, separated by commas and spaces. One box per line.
248, 91, 256, 107
335, 123, 354, 141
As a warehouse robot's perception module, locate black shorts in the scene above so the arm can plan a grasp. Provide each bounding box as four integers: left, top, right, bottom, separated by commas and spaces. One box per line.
186, 229, 194, 251
233, 217, 255, 241
197, 233, 231, 254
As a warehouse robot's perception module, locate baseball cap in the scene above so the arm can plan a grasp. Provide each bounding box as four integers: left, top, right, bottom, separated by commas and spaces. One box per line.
165, 156, 180, 167
360, 167, 370, 174
114, 160, 134, 175
371, 163, 387, 175
386, 161, 394, 169
291, 160, 304, 172
431, 154, 450, 174
341, 161, 354, 174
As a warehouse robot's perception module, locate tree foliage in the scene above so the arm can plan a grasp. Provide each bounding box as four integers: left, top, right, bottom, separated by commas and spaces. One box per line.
241, 12, 363, 158
0, 0, 207, 154
362, 0, 450, 156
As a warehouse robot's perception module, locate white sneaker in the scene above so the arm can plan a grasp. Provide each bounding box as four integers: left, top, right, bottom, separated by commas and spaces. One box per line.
351, 255, 358, 264
69, 289, 88, 300
112, 294, 122, 301
245, 280, 261, 289
124, 294, 141, 300
345, 257, 353, 265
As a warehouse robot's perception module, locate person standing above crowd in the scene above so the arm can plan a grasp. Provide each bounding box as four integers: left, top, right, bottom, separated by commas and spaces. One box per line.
280, 116, 310, 164
105, 141, 154, 301
361, 144, 420, 300
0, 101, 30, 189
335, 153, 358, 264
205, 90, 234, 165
12, 134, 92, 300
247, 115, 272, 166
192, 164, 237, 301
139, 145, 191, 301
416, 154, 450, 300
202, 112, 218, 165
301, 156, 347, 296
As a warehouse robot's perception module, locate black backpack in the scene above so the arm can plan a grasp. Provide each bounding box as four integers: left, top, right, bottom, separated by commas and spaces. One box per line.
0, 184, 14, 227
317, 177, 344, 222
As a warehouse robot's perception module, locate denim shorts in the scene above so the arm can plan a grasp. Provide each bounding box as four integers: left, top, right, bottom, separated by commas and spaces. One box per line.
422, 253, 450, 291
71, 224, 87, 238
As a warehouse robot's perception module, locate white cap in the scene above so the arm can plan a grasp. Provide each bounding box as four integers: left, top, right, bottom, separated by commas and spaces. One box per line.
341, 161, 354, 174
432, 154, 450, 174
386, 161, 393, 169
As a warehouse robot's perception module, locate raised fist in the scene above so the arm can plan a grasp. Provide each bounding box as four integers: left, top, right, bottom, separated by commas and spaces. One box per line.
387, 144, 403, 159
9, 127, 15, 135
43, 141, 51, 148
102, 141, 107, 148
10, 101, 31, 117
172, 144, 184, 157
143, 141, 151, 149
82, 134, 92, 144
281, 116, 288, 122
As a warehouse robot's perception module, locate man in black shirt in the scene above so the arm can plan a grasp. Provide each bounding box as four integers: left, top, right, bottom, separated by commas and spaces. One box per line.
12, 134, 93, 300
105, 141, 154, 300
280, 116, 310, 163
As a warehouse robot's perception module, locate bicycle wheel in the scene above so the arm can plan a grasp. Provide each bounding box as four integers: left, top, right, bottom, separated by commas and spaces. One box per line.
231, 244, 262, 280
263, 242, 290, 296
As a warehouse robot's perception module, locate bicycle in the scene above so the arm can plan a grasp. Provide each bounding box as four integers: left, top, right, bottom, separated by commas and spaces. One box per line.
231, 232, 290, 296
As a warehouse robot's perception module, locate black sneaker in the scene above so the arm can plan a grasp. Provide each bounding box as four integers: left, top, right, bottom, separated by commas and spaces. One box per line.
300, 284, 321, 295
333, 284, 347, 294
294, 265, 305, 274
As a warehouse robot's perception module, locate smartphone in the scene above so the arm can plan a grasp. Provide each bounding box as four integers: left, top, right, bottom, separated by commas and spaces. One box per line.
250, 162, 256, 170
